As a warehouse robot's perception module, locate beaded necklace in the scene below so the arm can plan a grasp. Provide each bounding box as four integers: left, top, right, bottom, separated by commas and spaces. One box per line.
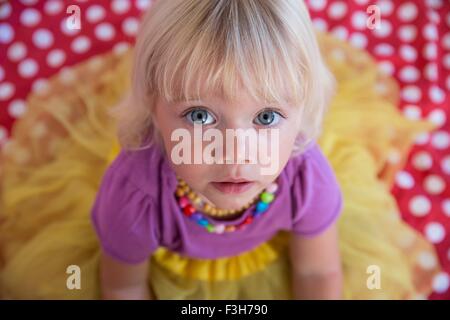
175, 179, 278, 234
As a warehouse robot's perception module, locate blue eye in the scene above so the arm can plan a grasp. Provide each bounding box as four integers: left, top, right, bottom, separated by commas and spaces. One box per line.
254, 110, 281, 126
185, 108, 216, 125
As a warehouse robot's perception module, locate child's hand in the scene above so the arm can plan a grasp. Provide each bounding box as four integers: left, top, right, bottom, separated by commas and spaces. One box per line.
289, 223, 343, 299
99, 250, 154, 300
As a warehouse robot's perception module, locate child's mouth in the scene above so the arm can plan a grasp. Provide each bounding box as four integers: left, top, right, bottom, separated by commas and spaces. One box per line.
210, 180, 255, 194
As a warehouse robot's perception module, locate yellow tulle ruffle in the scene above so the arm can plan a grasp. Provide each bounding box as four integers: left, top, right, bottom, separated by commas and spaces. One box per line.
0, 32, 441, 299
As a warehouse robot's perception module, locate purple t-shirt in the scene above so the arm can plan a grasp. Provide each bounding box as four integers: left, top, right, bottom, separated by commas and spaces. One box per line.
91, 141, 343, 264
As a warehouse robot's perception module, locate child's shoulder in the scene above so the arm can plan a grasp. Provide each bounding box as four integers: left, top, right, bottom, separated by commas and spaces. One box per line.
283, 140, 332, 182
106, 142, 173, 198
284, 141, 343, 237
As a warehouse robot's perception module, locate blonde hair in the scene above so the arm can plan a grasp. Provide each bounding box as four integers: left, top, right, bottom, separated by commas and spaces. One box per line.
114, 0, 335, 155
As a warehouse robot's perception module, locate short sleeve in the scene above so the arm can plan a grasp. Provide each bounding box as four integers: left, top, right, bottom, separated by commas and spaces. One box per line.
91, 162, 160, 264
291, 145, 343, 237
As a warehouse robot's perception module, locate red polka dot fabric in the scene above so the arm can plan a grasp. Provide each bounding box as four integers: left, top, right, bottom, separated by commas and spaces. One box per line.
0, 0, 449, 299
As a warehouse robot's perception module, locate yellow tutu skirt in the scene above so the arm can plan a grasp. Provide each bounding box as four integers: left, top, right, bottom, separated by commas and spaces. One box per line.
0, 33, 441, 299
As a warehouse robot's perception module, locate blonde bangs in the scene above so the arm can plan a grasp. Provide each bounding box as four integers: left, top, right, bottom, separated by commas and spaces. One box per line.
119, 0, 335, 152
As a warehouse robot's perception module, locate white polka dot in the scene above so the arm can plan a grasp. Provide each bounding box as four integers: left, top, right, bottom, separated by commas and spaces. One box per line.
423, 23, 438, 41
32, 28, 54, 50
447, 75, 450, 91
112, 0, 130, 14
0, 82, 15, 101
331, 26, 348, 40
328, 1, 347, 19
443, 33, 450, 50
424, 175, 446, 195
0, 23, 14, 44
44, 0, 64, 15
444, 53, 450, 70
7, 42, 27, 62
425, 223, 445, 244
403, 105, 422, 120
374, 43, 394, 56
0, 2, 12, 19
399, 45, 417, 62
32, 78, 50, 95
71, 36, 91, 54
431, 131, 450, 149
18, 58, 39, 78
355, 0, 369, 4
424, 63, 438, 81
442, 199, 450, 216
396, 171, 415, 189
136, 0, 152, 11
429, 86, 445, 104
20, 0, 39, 5
412, 151, 433, 171
61, 17, 80, 36
349, 32, 367, 48
409, 195, 431, 216
428, 109, 446, 127
0, 66, 4, 82
113, 42, 131, 55
351, 11, 368, 30
398, 25, 417, 42
415, 132, 430, 145
8, 99, 27, 118
423, 42, 438, 60
308, 0, 326, 11
399, 66, 420, 83
47, 49, 66, 68
376, 0, 394, 15
312, 18, 328, 32
20, 8, 41, 27
378, 60, 395, 76
122, 17, 140, 37
417, 251, 437, 270
426, 0, 444, 9
373, 20, 392, 38
401, 85, 422, 103
427, 10, 440, 24
442, 156, 450, 175
95, 23, 116, 41
86, 5, 106, 23
397, 2, 418, 22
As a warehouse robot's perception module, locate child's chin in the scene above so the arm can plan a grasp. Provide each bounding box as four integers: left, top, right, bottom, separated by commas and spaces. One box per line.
207, 187, 259, 210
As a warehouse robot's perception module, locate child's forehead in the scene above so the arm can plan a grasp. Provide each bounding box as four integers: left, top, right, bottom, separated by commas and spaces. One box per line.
165, 90, 295, 107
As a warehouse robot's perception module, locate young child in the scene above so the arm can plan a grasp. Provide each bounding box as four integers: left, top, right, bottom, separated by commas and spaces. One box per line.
0, 0, 440, 300
93, 0, 342, 300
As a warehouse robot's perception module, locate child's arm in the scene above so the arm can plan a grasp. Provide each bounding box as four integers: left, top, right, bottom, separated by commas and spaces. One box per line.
289, 223, 343, 299
99, 249, 153, 300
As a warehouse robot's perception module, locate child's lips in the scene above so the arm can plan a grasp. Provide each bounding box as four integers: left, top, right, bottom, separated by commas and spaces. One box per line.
210, 180, 255, 194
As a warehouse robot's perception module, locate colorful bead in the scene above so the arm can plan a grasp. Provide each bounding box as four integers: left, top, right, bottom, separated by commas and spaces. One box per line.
260, 192, 274, 204
214, 224, 225, 234
256, 201, 269, 212
266, 183, 278, 194
178, 196, 189, 208
225, 225, 236, 232
176, 178, 278, 234
244, 216, 253, 224
183, 204, 195, 216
